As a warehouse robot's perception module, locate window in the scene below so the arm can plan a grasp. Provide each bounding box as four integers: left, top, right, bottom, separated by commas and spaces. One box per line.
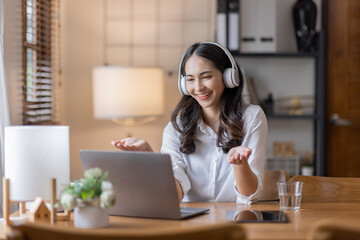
23, 0, 60, 124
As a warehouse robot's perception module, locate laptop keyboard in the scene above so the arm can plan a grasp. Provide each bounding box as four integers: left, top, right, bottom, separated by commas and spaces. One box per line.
179, 207, 209, 218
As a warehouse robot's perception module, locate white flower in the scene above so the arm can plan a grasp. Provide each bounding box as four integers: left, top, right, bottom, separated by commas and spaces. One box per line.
101, 181, 113, 192
60, 192, 77, 210
84, 167, 102, 179
100, 191, 116, 209
60, 168, 116, 210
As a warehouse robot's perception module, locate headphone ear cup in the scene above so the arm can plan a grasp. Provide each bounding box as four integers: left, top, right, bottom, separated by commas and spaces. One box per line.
223, 68, 234, 88
179, 76, 190, 95
233, 69, 240, 86
223, 68, 240, 88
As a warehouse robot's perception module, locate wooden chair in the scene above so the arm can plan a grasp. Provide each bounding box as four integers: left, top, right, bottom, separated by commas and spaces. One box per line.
307, 219, 360, 240
258, 170, 291, 202
7, 221, 245, 240
289, 175, 360, 203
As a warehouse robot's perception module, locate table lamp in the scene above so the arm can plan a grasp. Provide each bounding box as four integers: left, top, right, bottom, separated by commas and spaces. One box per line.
92, 66, 165, 127
3, 126, 70, 224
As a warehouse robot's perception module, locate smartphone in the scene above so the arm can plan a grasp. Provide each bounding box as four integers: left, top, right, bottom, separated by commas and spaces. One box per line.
226, 210, 288, 223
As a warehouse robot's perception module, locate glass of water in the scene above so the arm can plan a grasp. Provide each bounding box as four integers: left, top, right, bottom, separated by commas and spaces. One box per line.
277, 181, 304, 210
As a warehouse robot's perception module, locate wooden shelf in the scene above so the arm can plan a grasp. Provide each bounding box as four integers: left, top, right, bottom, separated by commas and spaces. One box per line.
226, 31, 325, 175
266, 114, 317, 120
231, 51, 318, 58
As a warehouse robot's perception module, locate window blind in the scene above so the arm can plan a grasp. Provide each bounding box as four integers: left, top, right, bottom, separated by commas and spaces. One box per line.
23, 0, 60, 124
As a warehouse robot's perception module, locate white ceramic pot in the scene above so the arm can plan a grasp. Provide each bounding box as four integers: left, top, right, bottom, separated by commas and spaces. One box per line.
74, 206, 109, 228
301, 166, 314, 176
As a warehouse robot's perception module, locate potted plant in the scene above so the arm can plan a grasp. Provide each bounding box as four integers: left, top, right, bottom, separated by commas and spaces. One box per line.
60, 167, 115, 228
301, 152, 314, 176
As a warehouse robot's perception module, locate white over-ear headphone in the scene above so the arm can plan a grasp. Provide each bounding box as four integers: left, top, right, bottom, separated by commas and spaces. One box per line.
178, 42, 246, 95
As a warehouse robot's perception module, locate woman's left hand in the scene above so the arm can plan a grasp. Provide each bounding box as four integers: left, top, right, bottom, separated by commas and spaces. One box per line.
111, 137, 153, 152
227, 146, 252, 165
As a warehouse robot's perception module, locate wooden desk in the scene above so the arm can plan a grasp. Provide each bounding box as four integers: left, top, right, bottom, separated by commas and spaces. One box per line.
1, 202, 359, 240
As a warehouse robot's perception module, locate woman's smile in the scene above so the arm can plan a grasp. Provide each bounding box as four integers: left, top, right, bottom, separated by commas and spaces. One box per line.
196, 92, 212, 100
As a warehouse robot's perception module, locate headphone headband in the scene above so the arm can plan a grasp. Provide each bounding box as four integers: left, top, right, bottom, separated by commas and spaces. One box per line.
200, 42, 239, 72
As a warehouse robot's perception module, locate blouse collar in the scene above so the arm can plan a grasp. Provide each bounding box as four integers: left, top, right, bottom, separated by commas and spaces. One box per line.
198, 118, 217, 138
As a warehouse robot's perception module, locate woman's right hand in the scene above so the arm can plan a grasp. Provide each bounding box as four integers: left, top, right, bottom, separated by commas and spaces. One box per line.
111, 137, 154, 152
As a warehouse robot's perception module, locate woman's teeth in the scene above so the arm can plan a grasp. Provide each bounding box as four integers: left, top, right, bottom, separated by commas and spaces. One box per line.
197, 92, 211, 99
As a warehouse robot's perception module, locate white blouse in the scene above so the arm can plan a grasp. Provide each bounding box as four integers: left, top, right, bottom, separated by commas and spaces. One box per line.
161, 104, 268, 204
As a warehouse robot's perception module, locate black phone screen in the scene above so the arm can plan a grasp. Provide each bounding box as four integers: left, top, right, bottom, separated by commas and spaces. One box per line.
226, 210, 288, 223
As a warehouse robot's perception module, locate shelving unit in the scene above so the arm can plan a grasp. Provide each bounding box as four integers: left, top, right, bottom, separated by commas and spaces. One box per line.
266, 155, 301, 176
232, 31, 325, 176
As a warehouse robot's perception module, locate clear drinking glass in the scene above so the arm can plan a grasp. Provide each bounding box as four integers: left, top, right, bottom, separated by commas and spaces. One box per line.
277, 181, 304, 210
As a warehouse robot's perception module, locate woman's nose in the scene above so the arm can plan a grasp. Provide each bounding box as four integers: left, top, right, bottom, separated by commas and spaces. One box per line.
194, 79, 204, 91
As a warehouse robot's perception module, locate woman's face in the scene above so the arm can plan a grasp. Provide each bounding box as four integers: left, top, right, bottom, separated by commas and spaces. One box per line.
185, 53, 225, 111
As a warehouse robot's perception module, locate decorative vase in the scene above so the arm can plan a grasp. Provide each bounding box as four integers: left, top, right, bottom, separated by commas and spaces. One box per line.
74, 205, 109, 228
301, 166, 314, 176
263, 93, 274, 116
292, 0, 317, 52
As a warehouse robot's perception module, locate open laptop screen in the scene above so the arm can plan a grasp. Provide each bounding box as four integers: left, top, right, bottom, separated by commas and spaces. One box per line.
80, 150, 208, 219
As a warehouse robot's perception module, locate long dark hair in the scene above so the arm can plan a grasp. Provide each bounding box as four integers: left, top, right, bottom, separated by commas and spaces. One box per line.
171, 42, 246, 154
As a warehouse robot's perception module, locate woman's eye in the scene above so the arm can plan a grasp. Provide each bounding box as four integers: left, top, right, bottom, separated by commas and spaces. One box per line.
203, 75, 212, 79
186, 78, 194, 82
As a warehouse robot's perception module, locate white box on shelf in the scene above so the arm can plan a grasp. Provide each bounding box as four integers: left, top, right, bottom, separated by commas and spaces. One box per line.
240, 0, 297, 53
240, 0, 258, 52
266, 155, 301, 177
257, 0, 276, 52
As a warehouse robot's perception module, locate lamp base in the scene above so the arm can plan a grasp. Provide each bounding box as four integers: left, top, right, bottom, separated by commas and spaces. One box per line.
1, 178, 70, 226
2, 178, 11, 225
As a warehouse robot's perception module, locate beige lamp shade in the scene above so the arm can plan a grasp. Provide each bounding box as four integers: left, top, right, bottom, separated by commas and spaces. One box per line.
4, 126, 70, 201
92, 66, 165, 120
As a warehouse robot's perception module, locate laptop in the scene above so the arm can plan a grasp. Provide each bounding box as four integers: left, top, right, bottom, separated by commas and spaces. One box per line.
80, 150, 209, 220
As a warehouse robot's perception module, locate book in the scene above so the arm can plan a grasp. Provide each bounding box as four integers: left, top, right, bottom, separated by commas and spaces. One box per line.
216, 0, 228, 47
244, 76, 260, 105
228, 0, 240, 51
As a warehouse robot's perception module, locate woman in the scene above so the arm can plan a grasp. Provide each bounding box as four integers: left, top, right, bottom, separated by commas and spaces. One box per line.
111, 42, 267, 204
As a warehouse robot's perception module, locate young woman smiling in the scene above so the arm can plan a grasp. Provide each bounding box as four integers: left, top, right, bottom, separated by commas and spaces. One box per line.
111, 42, 268, 204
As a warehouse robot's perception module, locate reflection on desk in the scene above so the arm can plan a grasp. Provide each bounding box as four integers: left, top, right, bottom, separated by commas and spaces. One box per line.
226, 210, 288, 223
1, 202, 360, 240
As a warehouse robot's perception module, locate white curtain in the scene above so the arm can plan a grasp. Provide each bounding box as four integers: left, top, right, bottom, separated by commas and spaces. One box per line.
0, 0, 12, 217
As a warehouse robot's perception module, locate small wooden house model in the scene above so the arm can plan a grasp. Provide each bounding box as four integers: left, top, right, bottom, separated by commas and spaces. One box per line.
29, 197, 50, 223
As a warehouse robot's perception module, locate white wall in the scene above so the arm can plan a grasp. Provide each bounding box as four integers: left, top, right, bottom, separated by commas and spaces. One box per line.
2, 0, 23, 215
61, 0, 216, 180
60, 0, 322, 179
3, 0, 23, 125
3, 0, 322, 180
60, 0, 321, 179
